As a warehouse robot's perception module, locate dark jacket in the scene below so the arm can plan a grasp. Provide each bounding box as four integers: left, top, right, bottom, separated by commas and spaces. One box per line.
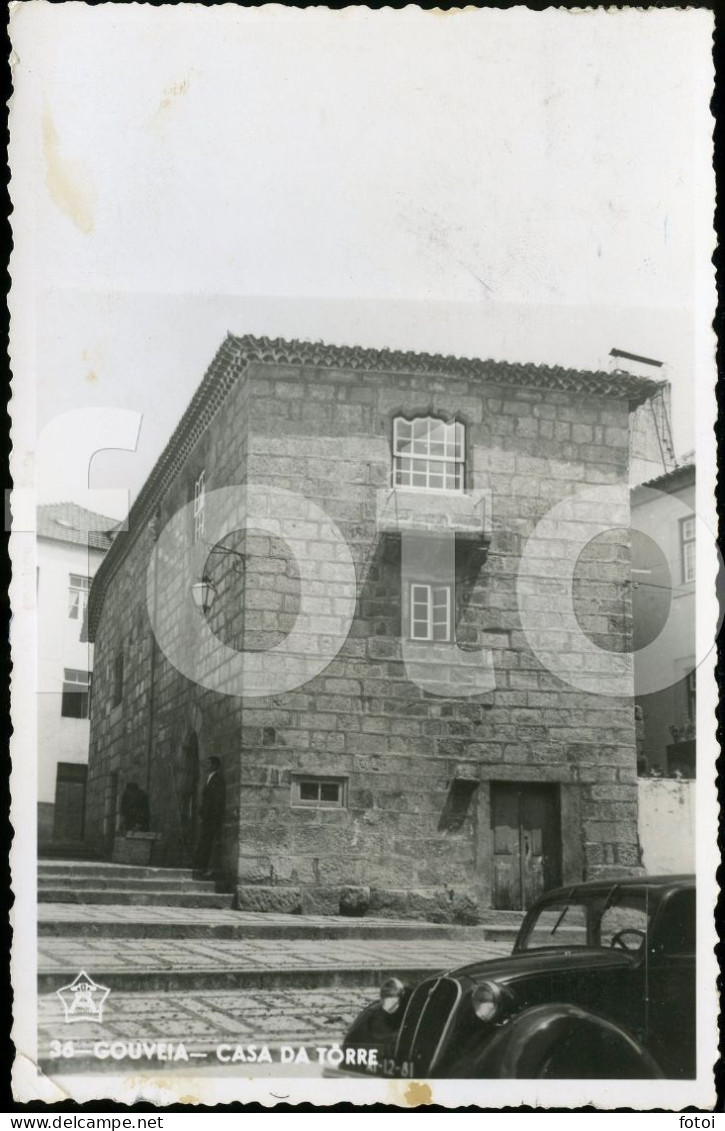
200, 770, 226, 826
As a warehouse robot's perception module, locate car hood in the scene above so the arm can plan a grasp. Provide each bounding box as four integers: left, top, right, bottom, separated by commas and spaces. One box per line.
448, 946, 637, 987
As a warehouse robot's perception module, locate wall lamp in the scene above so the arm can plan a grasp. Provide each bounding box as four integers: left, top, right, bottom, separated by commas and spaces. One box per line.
191, 544, 246, 615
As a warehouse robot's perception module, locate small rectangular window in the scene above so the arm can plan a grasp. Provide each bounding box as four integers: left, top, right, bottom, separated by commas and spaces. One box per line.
193, 470, 206, 544
681, 516, 695, 583
61, 669, 91, 719
409, 582, 452, 642
112, 652, 124, 707
292, 776, 347, 808
68, 574, 91, 620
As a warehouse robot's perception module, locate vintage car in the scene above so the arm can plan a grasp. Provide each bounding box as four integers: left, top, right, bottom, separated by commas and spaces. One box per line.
341, 874, 695, 1079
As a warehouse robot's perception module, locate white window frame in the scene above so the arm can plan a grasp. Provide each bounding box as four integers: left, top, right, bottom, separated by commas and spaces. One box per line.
291, 776, 347, 809
393, 417, 465, 493
409, 582, 453, 643
193, 470, 206, 544
61, 668, 92, 719
68, 574, 91, 620
681, 516, 695, 583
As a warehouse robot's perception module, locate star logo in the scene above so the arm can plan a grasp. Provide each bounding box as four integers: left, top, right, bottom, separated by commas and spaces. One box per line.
56, 971, 111, 1024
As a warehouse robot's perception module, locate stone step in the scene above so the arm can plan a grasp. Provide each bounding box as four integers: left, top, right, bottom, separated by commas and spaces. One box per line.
38, 842, 99, 861
38, 963, 463, 995
38, 861, 197, 881
38, 912, 513, 943
38, 876, 218, 894
38, 888, 235, 909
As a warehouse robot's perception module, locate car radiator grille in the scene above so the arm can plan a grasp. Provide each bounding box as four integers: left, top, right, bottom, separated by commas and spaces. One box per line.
394, 976, 462, 1076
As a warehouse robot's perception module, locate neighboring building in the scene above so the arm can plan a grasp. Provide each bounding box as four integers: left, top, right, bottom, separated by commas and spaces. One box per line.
85, 335, 662, 918
631, 462, 696, 777
37, 502, 117, 848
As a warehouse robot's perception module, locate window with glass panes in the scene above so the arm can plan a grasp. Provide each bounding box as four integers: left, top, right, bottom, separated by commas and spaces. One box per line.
393, 417, 464, 492
410, 583, 452, 642
68, 574, 91, 620
291, 776, 347, 808
681, 516, 695, 582
61, 669, 91, 719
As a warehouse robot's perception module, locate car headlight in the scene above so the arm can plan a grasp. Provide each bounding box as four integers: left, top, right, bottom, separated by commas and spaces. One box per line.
380, 977, 405, 1015
472, 981, 504, 1022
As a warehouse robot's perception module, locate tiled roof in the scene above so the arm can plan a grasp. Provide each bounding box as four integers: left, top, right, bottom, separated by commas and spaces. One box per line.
86, 333, 664, 641
229, 334, 663, 403
631, 462, 695, 500
37, 502, 120, 552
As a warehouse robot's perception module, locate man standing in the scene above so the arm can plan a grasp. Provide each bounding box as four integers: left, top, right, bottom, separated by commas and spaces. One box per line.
196, 756, 226, 878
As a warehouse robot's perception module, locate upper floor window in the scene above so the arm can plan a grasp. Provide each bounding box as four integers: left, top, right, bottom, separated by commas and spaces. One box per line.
680, 516, 695, 583
409, 582, 452, 643
393, 417, 465, 492
68, 574, 91, 620
193, 470, 206, 544
61, 668, 91, 719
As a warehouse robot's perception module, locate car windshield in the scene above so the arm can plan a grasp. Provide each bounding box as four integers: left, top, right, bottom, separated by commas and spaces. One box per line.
520, 887, 651, 953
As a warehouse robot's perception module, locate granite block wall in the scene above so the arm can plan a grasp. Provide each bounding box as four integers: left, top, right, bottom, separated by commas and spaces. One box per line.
86, 350, 641, 917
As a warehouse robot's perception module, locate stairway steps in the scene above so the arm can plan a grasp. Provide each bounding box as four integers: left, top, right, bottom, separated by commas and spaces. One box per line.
38, 888, 234, 909
37, 964, 452, 995
38, 862, 197, 882
38, 915, 512, 942
38, 877, 217, 893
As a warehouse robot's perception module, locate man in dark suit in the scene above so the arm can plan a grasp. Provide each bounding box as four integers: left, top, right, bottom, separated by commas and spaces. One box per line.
196, 756, 226, 878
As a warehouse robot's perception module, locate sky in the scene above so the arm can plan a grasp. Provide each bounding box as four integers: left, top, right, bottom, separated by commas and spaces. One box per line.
10, 5, 714, 518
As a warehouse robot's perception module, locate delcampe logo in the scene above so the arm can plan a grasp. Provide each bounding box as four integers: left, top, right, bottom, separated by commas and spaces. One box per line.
56, 971, 110, 1024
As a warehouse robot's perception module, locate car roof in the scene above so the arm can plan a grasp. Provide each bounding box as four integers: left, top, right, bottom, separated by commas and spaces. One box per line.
536, 874, 695, 904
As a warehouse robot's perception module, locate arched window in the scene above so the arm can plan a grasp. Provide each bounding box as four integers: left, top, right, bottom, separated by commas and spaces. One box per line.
393, 416, 465, 492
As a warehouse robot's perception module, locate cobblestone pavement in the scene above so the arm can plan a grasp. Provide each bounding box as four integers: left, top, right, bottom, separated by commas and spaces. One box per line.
38, 985, 380, 1077
39, 935, 506, 974
39, 985, 375, 1045
39, 903, 498, 931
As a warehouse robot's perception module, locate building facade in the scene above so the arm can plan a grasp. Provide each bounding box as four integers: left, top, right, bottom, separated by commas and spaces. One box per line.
631, 463, 696, 777
85, 335, 662, 919
37, 503, 116, 847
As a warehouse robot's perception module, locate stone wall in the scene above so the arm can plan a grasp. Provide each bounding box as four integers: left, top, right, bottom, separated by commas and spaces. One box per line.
86, 349, 642, 915
638, 777, 694, 874
235, 361, 639, 912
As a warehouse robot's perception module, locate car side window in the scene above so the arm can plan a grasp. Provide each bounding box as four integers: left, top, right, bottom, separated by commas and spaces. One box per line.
652, 890, 696, 957
599, 904, 649, 949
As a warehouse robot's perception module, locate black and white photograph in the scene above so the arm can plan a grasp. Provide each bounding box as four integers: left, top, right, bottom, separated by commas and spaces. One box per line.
8, 4, 717, 1111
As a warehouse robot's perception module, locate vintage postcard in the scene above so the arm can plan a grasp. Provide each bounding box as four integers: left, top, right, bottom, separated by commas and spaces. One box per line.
8, 3, 718, 1110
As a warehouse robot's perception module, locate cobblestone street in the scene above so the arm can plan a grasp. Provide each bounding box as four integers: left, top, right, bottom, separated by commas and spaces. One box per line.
39, 935, 504, 976
38, 892, 510, 1075
39, 984, 378, 1077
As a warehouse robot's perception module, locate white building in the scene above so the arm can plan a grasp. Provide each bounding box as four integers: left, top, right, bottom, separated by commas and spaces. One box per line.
37, 503, 117, 849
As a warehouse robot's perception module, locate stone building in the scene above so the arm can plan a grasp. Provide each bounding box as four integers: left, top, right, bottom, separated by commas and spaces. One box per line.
36, 502, 117, 849
85, 335, 662, 919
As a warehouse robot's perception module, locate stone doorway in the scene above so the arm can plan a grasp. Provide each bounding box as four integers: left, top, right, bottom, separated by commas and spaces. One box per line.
491, 782, 561, 910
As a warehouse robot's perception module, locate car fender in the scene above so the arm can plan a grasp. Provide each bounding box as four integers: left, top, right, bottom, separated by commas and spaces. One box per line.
452, 1002, 664, 1079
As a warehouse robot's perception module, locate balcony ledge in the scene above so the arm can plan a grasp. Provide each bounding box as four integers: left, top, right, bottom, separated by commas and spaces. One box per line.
376, 487, 489, 540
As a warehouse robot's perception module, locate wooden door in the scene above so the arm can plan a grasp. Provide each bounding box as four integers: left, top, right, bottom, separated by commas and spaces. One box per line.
491, 783, 561, 910
53, 763, 88, 841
